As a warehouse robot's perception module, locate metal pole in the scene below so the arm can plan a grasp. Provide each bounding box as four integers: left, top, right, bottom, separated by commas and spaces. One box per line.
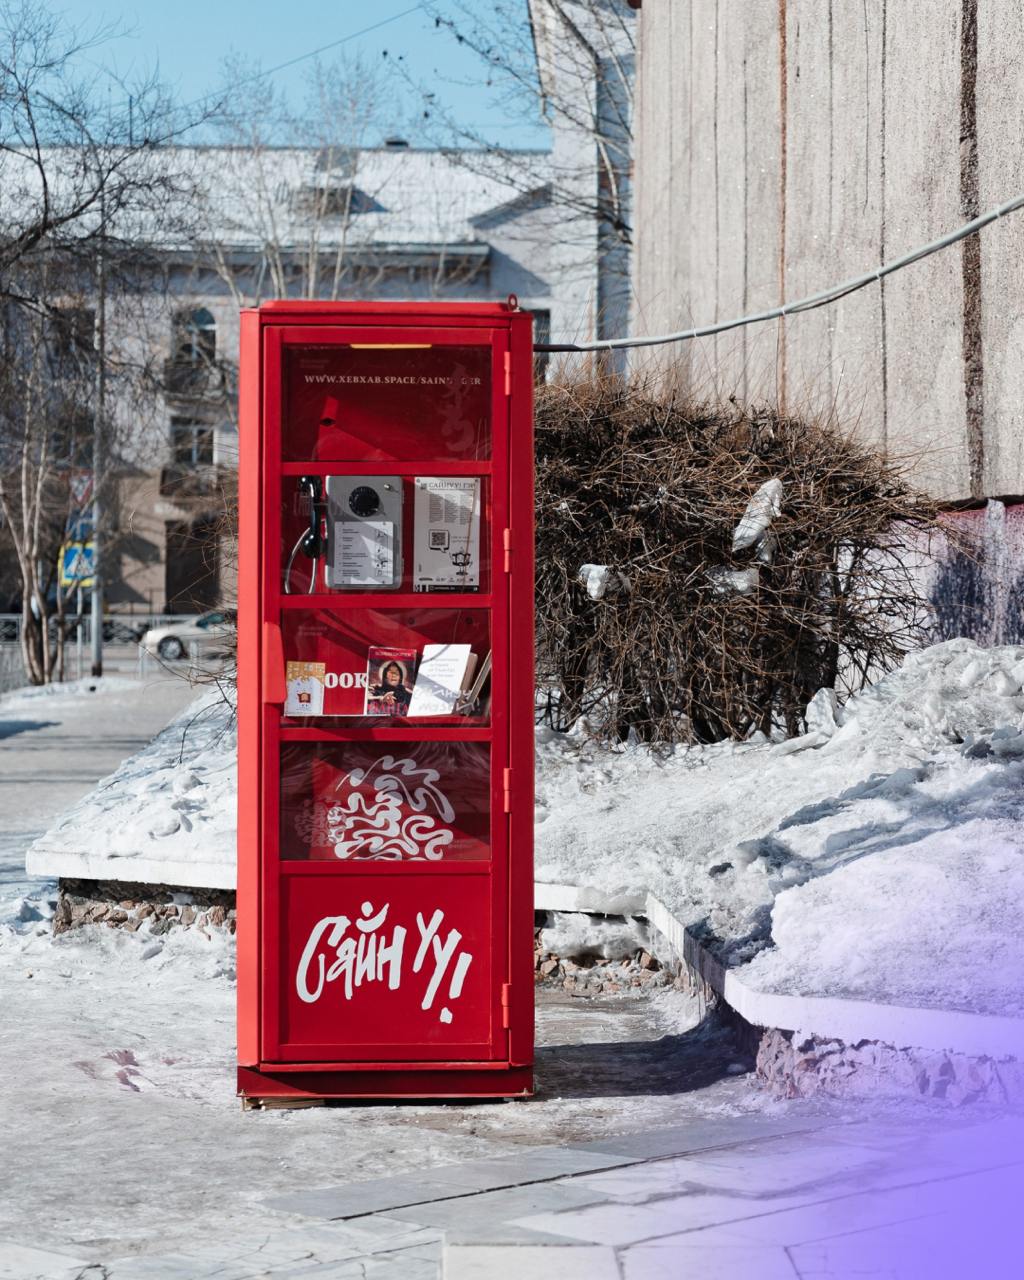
90, 191, 106, 677
76, 584, 84, 679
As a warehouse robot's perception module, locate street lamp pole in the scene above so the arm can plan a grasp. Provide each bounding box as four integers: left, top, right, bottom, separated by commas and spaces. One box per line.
90, 188, 107, 677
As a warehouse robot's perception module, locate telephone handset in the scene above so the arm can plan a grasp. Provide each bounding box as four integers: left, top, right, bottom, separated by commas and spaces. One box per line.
284, 476, 327, 594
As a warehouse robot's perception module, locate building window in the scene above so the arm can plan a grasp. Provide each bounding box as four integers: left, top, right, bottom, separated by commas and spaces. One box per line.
170, 416, 214, 467
172, 307, 216, 367
167, 308, 219, 396
49, 307, 95, 371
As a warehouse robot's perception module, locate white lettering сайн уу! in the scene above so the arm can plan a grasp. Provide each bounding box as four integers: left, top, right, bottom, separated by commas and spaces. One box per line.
295, 901, 473, 1024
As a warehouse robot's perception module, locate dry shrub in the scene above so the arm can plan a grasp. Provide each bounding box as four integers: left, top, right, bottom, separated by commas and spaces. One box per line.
535, 376, 942, 744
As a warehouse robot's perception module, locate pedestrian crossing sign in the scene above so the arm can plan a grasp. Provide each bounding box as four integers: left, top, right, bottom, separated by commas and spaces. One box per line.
60, 541, 96, 588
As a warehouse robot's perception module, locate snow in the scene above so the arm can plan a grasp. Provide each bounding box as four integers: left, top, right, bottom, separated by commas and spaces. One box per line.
23, 639, 1024, 1022
539, 911, 651, 962
0, 674, 140, 707
5, 672, 794, 1262
536, 640, 1024, 1016
25, 684, 237, 889
0, 904, 775, 1259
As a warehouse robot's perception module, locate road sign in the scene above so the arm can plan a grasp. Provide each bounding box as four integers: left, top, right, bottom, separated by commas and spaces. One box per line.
60, 541, 96, 589
69, 470, 94, 508
65, 514, 94, 541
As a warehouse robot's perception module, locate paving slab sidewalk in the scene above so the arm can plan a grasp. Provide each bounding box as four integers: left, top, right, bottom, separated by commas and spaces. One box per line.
0, 668, 200, 906
24, 1109, 1017, 1279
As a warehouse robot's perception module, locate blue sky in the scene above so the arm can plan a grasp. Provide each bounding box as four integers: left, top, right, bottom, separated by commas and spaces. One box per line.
54, 0, 549, 149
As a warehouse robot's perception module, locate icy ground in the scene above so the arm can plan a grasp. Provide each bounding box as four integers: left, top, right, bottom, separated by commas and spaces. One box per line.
28, 638, 1024, 1018
0, 918, 778, 1260
24, 679, 238, 887
4, 658, 1023, 1269
0, 674, 199, 909
0, 672, 800, 1263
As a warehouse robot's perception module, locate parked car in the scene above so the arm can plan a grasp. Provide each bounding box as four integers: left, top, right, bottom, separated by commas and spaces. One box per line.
140, 610, 236, 661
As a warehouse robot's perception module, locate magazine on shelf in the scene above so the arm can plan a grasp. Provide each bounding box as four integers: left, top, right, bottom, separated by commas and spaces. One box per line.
407, 644, 477, 717
363, 646, 418, 716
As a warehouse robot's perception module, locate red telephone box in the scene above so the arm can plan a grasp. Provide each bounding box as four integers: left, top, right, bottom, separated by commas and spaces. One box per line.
236, 301, 534, 1101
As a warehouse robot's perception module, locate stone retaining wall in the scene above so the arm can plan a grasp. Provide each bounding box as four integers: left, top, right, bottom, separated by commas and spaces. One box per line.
532, 909, 718, 1004
53, 878, 236, 936
757, 1028, 1024, 1107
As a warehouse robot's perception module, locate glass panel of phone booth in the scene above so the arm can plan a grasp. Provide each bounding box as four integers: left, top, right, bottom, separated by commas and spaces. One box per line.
282, 343, 491, 462
280, 741, 491, 862
281, 475, 491, 597
281, 608, 491, 725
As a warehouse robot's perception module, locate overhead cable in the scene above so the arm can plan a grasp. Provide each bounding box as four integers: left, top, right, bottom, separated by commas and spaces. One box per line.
536, 191, 1024, 352
179, 4, 430, 115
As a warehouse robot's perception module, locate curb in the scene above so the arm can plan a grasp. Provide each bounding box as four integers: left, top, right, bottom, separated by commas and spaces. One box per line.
536, 882, 1024, 1062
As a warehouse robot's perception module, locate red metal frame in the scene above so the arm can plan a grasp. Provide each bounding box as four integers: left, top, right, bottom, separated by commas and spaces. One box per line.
237, 300, 534, 1100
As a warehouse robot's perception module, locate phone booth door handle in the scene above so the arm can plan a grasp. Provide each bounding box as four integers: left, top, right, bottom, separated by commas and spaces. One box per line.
262, 621, 286, 704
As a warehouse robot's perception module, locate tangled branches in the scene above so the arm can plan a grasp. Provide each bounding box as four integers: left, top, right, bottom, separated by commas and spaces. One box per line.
535, 377, 942, 745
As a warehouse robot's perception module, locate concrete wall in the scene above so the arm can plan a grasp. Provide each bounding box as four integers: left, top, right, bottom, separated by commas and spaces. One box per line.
632, 0, 1022, 503
529, 0, 634, 352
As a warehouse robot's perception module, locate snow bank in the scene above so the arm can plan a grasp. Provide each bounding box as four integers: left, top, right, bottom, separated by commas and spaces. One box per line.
0, 675, 140, 708
24, 639, 1024, 1021
537, 640, 1024, 1016
819, 639, 1024, 762
26, 687, 236, 889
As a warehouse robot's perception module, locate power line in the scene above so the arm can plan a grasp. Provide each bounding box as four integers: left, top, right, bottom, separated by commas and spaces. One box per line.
179, 3, 431, 115
537, 191, 1024, 352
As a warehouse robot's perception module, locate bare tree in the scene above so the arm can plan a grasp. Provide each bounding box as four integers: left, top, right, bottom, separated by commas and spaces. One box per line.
0, 286, 93, 681
195, 54, 405, 309
0, 1, 211, 682
388, 0, 634, 329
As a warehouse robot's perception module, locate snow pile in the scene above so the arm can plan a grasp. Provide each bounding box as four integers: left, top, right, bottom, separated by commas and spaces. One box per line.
23, 640, 1024, 1019
744, 807, 1024, 1015
1, 675, 140, 706
536, 640, 1024, 1016
26, 687, 236, 888
815, 640, 1024, 762
539, 911, 651, 962
730, 643, 1024, 1011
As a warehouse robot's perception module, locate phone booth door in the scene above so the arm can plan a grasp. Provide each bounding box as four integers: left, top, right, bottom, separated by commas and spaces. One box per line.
237, 304, 534, 1099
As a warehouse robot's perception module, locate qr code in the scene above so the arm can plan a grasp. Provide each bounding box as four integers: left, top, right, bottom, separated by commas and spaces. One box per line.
429, 530, 449, 550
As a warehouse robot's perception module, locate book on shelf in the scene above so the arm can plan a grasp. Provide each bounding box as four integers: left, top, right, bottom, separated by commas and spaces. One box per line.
363, 646, 418, 716
284, 661, 326, 716
456, 649, 491, 717
407, 644, 479, 717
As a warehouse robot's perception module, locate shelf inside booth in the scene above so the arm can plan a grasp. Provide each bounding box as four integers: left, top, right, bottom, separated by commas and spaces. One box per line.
280, 473, 493, 597
278, 593, 492, 610
280, 461, 492, 478
280, 725, 492, 741
279, 340, 494, 463
278, 605, 494, 727
276, 859, 493, 875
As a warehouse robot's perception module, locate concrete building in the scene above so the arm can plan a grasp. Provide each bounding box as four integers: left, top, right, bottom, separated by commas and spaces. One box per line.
528, 0, 635, 356
629, 0, 1024, 643
630, 0, 1023, 505
93, 143, 559, 614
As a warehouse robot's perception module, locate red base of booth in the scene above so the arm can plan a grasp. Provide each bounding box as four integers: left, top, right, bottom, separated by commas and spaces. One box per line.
238, 1064, 534, 1102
